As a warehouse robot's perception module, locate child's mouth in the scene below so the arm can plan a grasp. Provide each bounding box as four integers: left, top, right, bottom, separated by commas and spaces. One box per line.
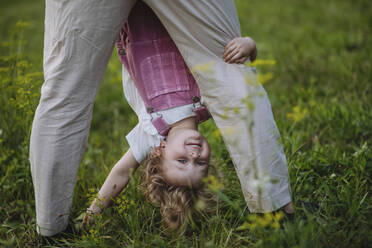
186, 143, 201, 148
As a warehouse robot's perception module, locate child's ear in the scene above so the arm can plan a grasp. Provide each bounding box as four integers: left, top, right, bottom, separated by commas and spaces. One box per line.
153, 141, 166, 156
153, 146, 162, 156
160, 141, 166, 148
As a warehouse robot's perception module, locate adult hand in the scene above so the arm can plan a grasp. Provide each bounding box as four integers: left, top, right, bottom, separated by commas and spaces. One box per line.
223, 37, 257, 64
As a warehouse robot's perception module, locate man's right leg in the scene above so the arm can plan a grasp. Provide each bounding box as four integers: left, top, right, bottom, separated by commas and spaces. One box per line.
145, 0, 292, 214
30, 0, 136, 237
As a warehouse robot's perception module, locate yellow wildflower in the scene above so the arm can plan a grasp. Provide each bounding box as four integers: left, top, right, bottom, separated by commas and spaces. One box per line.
286, 106, 309, 122
211, 128, 221, 139
258, 72, 274, 85
222, 126, 234, 136
191, 61, 216, 74
16, 21, 31, 29
250, 59, 276, 66
203, 175, 224, 191
274, 211, 284, 221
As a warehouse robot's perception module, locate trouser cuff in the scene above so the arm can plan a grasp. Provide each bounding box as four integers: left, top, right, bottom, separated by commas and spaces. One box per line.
36, 218, 68, 237
245, 187, 292, 213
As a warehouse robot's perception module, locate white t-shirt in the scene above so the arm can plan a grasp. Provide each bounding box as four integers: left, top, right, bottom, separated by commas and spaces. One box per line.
122, 66, 197, 163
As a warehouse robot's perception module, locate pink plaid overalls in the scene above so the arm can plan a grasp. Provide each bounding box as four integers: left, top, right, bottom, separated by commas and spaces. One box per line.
116, 1, 210, 136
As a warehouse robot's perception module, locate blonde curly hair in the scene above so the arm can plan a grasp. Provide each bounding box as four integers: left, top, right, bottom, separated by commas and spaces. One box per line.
141, 147, 214, 231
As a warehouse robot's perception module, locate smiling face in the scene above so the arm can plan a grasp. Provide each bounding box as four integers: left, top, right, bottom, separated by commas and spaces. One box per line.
160, 128, 211, 188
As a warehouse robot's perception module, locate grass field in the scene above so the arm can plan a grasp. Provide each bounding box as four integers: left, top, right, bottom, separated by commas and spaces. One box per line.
0, 0, 371, 247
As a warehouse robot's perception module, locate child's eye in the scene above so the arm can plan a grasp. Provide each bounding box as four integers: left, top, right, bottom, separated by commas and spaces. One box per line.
197, 160, 207, 166
177, 159, 187, 164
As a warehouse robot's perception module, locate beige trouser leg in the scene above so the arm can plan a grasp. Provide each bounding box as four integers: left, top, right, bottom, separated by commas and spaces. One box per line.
144, 0, 291, 213
30, 0, 137, 236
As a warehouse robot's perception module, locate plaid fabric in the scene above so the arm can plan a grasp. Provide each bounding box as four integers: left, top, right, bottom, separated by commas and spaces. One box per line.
116, 1, 200, 113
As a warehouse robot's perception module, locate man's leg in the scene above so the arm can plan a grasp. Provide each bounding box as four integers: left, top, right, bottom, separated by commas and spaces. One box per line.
30, 0, 136, 236
145, 0, 291, 213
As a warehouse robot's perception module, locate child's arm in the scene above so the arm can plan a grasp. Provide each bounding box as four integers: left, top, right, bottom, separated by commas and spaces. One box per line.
223, 37, 257, 64
82, 149, 139, 225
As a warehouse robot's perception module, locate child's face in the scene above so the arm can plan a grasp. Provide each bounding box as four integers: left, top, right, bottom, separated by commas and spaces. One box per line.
160, 128, 211, 188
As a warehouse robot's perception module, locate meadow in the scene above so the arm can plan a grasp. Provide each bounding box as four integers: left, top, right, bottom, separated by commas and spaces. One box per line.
0, 0, 371, 247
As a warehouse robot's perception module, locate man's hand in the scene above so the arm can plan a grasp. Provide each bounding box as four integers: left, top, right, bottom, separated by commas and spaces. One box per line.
223, 37, 257, 64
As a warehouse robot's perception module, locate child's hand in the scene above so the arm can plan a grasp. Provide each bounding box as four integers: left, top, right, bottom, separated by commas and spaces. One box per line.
223, 37, 257, 64
82, 209, 99, 228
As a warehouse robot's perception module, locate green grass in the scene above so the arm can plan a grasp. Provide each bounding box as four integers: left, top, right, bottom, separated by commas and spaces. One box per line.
1, 0, 371, 247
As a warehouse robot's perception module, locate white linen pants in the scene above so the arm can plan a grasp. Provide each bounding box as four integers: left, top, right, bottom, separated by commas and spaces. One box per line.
30, 0, 291, 236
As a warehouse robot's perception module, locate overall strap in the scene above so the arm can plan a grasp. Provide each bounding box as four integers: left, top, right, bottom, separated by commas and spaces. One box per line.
194, 105, 210, 123
192, 96, 211, 123
150, 96, 211, 137
151, 116, 171, 137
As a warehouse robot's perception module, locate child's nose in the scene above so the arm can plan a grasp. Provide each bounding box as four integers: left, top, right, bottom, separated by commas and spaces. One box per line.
189, 151, 201, 158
